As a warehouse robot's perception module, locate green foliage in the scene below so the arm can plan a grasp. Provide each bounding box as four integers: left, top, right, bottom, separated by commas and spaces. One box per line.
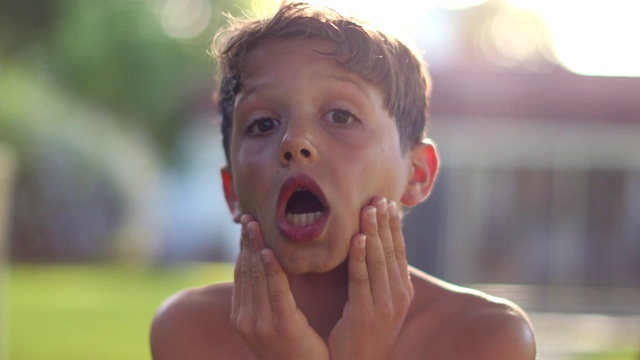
48, 0, 210, 155
577, 352, 640, 360
7, 263, 234, 359
2, 0, 252, 158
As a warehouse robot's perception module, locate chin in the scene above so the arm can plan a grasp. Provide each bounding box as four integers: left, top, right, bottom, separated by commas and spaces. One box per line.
281, 247, 348, 275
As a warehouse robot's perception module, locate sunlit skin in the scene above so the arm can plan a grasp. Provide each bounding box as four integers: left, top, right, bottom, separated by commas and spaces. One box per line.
227, 39, 414, 274
150, 38, 536, 360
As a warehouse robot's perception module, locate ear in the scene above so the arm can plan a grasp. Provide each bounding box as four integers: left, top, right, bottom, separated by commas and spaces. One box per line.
221, 166, 242, 223
400, 139, 439, 207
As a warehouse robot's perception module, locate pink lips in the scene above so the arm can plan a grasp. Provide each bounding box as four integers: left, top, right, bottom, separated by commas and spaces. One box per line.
276, 174, 330, 243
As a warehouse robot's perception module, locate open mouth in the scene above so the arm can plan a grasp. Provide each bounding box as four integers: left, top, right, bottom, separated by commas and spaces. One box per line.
285, 188, 326, 227
276, 174, 329, 242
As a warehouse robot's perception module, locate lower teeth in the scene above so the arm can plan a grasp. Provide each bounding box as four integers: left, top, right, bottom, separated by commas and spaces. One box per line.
286, 211, 322, 226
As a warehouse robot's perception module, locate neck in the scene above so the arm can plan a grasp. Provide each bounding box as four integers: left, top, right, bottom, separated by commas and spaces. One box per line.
289, 261, 349, 341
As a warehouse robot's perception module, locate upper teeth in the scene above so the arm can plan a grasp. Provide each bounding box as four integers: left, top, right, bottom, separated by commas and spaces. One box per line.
286, 211, 322, 227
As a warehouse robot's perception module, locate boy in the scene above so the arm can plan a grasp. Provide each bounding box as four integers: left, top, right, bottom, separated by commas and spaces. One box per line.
150, 2, 536, 359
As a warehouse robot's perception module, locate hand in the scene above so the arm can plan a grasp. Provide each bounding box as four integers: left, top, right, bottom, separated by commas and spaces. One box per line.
230, 215, 330, 360
328, 197, 414, 360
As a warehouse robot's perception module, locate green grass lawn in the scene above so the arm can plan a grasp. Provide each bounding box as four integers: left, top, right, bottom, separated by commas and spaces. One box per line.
4, 263, 639, 360
5, 262, 233, 360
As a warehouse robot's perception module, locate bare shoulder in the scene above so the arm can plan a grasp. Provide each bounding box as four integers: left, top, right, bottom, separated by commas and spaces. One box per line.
402, 267, 536, 360
150, 282, 249, 360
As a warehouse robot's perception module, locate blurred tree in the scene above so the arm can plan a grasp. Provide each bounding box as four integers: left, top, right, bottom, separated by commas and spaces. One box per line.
0, 64, 163, 262
1, 0, 251, 159
48, 0, 194, 158
0, 0, 59, 54
0, 0, 252, 262
12, 143, 124, 262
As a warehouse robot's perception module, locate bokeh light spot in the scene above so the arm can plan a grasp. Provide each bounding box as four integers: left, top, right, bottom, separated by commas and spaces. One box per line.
159, 0, 212, 40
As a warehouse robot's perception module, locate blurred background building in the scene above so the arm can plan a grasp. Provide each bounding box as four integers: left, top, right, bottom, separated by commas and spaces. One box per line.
1, 0, 639, 358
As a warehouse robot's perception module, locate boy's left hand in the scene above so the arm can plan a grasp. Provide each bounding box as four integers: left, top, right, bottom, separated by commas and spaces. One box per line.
328, 197, 414, 360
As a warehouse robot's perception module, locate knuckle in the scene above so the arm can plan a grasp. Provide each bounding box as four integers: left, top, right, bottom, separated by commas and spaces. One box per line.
251, 267, 264, 285
268, 287, 284, 303
234, 315, 253, 335
394, 246, 407, 261
371, 257, 387, 270
393, 287, 414, 312
353, 272, 369, 285
397, 291, 412, 309
240, 268, 251, 283
383, 245, 395, 259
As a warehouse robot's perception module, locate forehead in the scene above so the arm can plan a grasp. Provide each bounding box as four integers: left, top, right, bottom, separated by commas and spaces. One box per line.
237, 38, 380, 101
241, 38, 337, 74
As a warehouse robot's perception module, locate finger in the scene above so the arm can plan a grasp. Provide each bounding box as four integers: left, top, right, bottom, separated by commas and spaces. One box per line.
362, 205, 391, 299
239, 215, 254, 317
347, 234, 372, 305
374, 198, 401, 282
248, 221, 272, 321
389, 200, 411, 289
260, 248, 298, 322
249, 219, 266, 251
231, 237, 242, 322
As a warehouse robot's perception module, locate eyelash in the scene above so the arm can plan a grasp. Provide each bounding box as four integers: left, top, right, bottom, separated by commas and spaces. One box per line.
244, 117, 280, 136
243, 108, 359, 135
325, 109, 359, 125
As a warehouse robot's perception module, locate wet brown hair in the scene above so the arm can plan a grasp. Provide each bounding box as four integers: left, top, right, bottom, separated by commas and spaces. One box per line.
211, 2, 431, 164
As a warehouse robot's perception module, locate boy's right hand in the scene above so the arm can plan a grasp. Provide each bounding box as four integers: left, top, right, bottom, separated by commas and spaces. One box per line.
230, 215, 330, 360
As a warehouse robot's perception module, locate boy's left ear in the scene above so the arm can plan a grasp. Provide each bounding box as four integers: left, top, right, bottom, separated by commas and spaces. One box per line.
400, 139, 439, 207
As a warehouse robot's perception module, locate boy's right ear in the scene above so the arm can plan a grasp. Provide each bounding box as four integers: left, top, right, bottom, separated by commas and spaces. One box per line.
221, 166, 242, 223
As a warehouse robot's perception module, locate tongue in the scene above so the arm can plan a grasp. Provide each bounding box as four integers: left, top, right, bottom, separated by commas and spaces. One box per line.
287, 190, 324, 214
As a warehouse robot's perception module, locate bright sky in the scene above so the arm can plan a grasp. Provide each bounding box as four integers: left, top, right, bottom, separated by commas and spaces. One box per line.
507, 0, 640, 77
302, 0, 640, 77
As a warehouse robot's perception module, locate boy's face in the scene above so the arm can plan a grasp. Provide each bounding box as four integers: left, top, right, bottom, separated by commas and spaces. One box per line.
224, 38, 415, 274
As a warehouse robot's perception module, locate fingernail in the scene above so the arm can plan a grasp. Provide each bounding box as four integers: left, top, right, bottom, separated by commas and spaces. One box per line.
260, 249, 270, 264
247, 222, 256, 239
366, 207, 376, 222
376, 198, 388, 214
358, 235, 366, 249
389, 201, 398, 216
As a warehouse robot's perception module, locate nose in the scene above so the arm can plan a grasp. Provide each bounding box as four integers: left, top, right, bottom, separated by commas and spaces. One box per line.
279, 128, 317, 166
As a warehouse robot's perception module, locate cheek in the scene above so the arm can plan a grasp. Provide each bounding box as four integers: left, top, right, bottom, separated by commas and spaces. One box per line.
356, 141, 407, 199
232, 145, 276, 213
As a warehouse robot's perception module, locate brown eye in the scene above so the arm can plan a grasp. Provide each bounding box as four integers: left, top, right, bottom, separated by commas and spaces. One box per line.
327, 109, 357, 124
246, 117, 280, 135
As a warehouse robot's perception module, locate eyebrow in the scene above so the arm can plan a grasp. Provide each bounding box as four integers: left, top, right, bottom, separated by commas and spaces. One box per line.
323, 73, 373, 99
238, 72, 374, 105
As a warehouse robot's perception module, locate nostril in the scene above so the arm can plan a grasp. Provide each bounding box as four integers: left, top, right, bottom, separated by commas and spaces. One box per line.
301, 149, 310, 158
284, 152, 292, 161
